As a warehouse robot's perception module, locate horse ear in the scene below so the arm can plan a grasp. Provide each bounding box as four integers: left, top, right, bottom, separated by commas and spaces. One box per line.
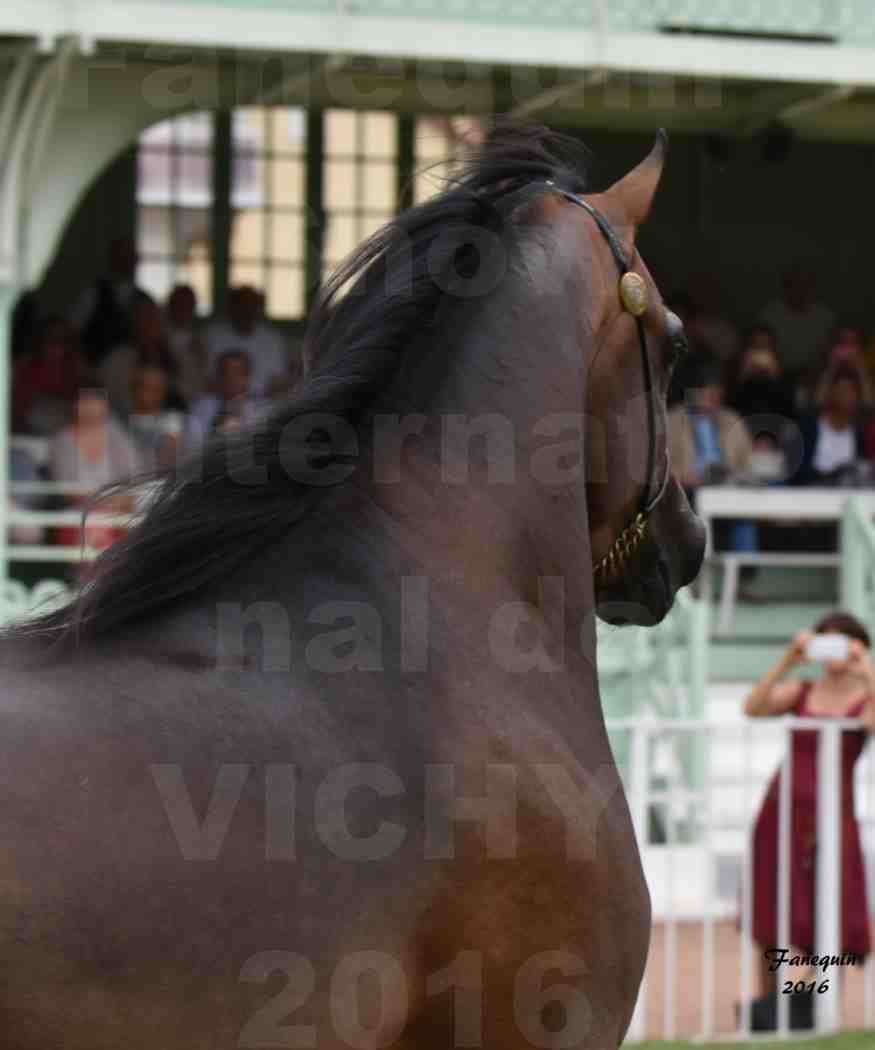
606, 130, 667, 228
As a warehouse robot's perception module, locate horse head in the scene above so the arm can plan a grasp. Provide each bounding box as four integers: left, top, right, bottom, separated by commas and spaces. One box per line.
571, 135, 706, 625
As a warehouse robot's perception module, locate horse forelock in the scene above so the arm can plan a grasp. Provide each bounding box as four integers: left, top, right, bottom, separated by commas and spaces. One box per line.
11, 122, 592, 648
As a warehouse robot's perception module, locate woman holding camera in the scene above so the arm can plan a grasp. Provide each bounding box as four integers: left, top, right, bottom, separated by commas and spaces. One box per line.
744, 612, 875, 1002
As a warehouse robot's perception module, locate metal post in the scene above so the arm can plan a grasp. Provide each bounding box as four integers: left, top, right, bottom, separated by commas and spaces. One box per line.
866, 744, 875, 1029
210, 109, 232, 316
304, 108, 324, 313
739, 720, 754, 1036
700, 723, 715, 1040
776, 722, 793, 1035
626, 724, 649, 1042
396, 114, 415, 213
663, 755, 677, 1041
0, 282, 13, 606
685, 595, 709, 836
815, 722, 843, 1033
840, 498, 865, 618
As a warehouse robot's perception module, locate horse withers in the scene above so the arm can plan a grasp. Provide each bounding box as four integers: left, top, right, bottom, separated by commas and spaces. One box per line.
0, 124, 704, 1048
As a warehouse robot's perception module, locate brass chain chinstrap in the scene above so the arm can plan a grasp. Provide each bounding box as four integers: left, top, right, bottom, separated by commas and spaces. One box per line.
592, 512, 648, 580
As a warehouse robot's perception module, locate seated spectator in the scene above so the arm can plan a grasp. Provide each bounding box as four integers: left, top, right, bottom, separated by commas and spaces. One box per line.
126, 363, 184, 471
204, 285, 288, 398
13, 315, 81, 435
758, 262, 835, 384
727, 325, 796, 430
99, 299, 182, 418
686, 271, 741, 363
829, 322, 866, 364
665, 291, 717, 408
49, 389, 141, 556
796, 367, 867, 485
164, 283, 207, 401
815, 326, 874, 409
183, 350, 267, 451
669, 358, 753, 493
862, 328, 875, 384
69, 235, 155, 365
669, 359, 758, 585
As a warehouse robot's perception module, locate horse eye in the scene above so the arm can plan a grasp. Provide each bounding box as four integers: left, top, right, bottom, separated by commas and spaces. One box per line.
670, 330, 689, 361
664, 312, 689, 365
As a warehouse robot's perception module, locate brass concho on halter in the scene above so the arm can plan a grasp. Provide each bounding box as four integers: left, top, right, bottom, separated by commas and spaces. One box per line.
619, 272, 648, 317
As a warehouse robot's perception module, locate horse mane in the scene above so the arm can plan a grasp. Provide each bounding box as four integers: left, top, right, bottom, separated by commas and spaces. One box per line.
13, 121, 590, 646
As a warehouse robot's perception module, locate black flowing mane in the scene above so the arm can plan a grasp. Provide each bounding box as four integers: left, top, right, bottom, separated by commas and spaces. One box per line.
16, 122, 590, 645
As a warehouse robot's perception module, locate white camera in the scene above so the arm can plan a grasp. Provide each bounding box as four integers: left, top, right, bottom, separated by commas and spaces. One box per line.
805, 633, 849, 663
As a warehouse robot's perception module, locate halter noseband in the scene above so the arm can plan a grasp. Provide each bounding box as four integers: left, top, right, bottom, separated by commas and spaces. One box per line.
542, 182, 671, 580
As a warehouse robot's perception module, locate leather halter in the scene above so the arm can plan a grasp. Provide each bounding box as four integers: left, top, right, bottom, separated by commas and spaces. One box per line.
542, 182, 671, 579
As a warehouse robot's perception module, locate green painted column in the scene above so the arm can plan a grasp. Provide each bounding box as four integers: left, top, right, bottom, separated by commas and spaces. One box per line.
683, 594, 710, 843
840, 499, 865, 616
396, 115, 415, 213
211, 110, 233, 316
304, 109, 324, 312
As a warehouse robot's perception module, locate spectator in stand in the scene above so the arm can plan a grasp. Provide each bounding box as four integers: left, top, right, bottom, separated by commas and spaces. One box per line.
727, 325, 796, 426
183, 349, 266, 451
49, 389, 141, 557
163, 283, 206, 401
126, 363, 184, 471
796, 366, 866, 486
829, 322, 866, 364
669, 357, 758, 586
863, 327, 875, 385
727, 326, 798, 485
669, 356, 754, 491
99, 299, 182, 419
665, 290, 716, 408
686, 271, 741, 363
69, 235, 155, 366
814, 325, 874, 410
13, 315, 81, 435
758, 262, 835, 385
204, 285, 288, 398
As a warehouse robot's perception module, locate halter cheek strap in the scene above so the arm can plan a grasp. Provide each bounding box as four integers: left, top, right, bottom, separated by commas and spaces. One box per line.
541, 182, 671, 579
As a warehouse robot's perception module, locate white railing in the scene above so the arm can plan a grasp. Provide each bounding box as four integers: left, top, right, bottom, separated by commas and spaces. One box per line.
609, 715, 875, 1043
1, 480, 142, 623
599, 591, 709, 834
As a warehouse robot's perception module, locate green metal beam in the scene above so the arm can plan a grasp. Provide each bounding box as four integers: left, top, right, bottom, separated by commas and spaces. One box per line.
304, 108, 324, 313
211, 109, 232, 315
395, 114, 414, 213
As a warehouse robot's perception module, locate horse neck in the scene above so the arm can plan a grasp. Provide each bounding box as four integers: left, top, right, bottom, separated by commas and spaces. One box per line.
363, 284, 597, 640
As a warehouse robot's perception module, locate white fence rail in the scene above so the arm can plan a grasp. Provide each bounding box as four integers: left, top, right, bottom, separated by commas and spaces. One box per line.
609, 716, 875, 1043
1, 480, 152, 617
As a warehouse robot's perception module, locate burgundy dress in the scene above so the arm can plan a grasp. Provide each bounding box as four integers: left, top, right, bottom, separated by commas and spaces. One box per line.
750, 683, 871, 957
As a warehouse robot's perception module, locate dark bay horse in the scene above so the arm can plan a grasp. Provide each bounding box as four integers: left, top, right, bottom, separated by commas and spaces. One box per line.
0, 125, 704, 1048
